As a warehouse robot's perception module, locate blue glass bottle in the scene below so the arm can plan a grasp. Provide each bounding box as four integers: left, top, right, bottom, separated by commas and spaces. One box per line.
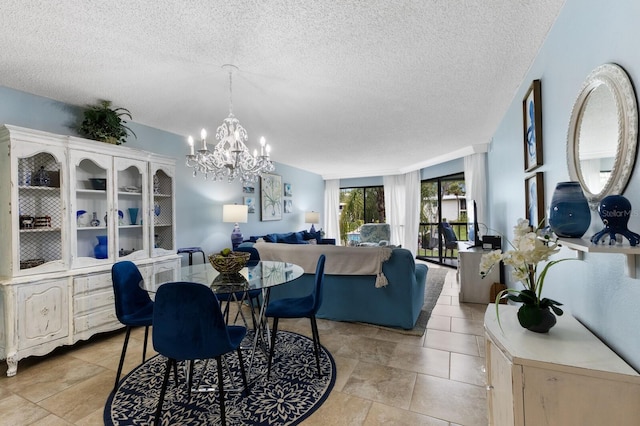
549, 181, 591, 238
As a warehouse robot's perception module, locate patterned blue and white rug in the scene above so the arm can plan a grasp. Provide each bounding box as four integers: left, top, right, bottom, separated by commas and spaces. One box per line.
104, 331, 335, 425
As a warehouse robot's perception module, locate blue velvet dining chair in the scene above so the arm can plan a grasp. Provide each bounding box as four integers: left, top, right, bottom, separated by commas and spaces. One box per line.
152, 281, 248, 426
218, 246, 261, 328
111, 260, 154, 392
266, 254, 326, 378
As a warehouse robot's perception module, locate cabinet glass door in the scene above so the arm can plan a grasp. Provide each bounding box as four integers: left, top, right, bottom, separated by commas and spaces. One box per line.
70, 152, 112, 268
151, 164, 175, 256
17, 150, 65, 274
114, 158, 148, 260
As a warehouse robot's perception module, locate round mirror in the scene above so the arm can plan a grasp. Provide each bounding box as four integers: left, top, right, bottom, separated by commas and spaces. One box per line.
567, 63, 638, 208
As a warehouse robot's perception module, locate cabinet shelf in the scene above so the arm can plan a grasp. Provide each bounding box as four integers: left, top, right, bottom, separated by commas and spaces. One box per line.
19, 186, 60, 192
77, 226, 107, 231
558, 237, 640, 278
19, 227, 61, 233
76, 188, 106, 195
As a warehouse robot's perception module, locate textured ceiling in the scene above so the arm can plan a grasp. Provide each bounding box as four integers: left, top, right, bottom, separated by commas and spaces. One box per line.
0, 0, 565, 179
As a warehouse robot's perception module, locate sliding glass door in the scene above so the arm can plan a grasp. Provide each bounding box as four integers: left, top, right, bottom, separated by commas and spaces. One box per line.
417, 173, 467, 267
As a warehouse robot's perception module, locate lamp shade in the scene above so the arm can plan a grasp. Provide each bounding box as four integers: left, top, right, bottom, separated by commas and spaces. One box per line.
223, 204, 248, 223
305, 211, 320, 224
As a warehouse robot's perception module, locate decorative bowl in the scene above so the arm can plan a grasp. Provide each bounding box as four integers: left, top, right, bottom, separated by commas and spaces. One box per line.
208, 251, 251, 274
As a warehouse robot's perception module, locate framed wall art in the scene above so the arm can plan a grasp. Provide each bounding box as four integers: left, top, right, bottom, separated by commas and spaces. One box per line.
284, 182, 292, 197
284, 199, 292, 213
244, 196, 256, 214
525, 172, 545, 228
523, 79, 543, 172
260, 173, 282, 221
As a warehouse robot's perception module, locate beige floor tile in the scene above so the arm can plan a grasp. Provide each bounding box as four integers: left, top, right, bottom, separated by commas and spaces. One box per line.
426, 314, 451, 332
451, 316, 485, 336
431, 304, 473, 319
74, 407, 106, 426
341, 361, 417, 410
439, 286, 459, 297
467, 303, 489, 320
364, 401, 450, 425
0, 394, 51, 426
366, 327, 426, 346
437, 294, 452, 305
334, 336, 397, 365
302, 391, 372, 425
332, 355, 359, 392
30, 414, 75, 425
411, 374, 487, 426
0, 353, 106, 403
450, 352, 486, 386
37, 370, 114, 423
424, 329, 480, 356
387, 345, 450, 379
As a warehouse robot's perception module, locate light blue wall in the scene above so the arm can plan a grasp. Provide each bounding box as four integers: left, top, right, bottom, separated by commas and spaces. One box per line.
0, 86, 324, 255
339, 158, 465, 188
420, 158, 464, 181
488, 0, 640, 370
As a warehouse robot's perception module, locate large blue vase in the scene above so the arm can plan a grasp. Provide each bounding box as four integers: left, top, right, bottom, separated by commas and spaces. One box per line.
94, 235, 108, 259
549, 181, 591, 238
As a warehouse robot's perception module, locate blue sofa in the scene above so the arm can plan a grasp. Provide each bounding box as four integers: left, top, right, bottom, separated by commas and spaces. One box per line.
267, 247, 428, 329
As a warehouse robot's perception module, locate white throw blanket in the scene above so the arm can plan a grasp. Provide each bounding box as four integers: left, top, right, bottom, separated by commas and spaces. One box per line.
254, 242, 393, 287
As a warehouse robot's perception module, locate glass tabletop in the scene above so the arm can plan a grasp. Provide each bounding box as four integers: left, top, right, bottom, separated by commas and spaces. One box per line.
179, 260, 304, 294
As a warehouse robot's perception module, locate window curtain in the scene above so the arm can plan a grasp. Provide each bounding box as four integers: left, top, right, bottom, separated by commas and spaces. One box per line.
324, 179, 342, 245
464, 153, 488, 235
383, 171, 420, 257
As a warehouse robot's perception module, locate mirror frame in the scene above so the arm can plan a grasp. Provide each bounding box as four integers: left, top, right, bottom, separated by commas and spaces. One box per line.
567, 63, 638, 208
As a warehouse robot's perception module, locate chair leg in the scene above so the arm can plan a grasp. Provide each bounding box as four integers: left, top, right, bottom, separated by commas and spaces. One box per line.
267, 317, 279, 379
154, 358, 174, 426
187, 360, 195, 399
237, 348, 249, 395
216, 356, 227, 426
113, 326, 132, 392
309, 315, 322, 376
142, 326, 150, 362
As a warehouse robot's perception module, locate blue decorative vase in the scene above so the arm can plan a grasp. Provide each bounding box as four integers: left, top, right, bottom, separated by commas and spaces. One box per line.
549, 181, 591, 238
128, 207, 139, 225
94, 235, 108, 259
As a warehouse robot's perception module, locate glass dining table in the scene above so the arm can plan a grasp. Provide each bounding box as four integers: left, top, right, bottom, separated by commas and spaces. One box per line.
173, 260, 304, 384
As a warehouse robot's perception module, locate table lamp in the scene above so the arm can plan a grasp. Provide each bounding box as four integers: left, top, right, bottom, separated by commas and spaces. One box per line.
223, 204, 248, 249
305, 211, 320, 233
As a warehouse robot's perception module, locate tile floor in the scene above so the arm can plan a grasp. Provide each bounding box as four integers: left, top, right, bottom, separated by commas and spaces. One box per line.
0, 266, 489, 425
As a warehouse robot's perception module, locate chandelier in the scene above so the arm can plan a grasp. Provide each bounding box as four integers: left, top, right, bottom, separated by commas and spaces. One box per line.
185, 64, 275, 184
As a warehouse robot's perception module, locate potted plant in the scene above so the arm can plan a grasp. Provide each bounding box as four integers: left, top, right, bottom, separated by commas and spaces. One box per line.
480, 219, 572, 333
78, 100, 136, 145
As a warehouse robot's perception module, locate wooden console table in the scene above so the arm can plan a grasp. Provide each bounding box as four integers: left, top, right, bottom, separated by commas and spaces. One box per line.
485, 305, 640, 425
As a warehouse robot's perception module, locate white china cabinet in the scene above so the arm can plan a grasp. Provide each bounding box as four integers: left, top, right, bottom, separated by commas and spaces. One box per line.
0, 125, 179, 376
